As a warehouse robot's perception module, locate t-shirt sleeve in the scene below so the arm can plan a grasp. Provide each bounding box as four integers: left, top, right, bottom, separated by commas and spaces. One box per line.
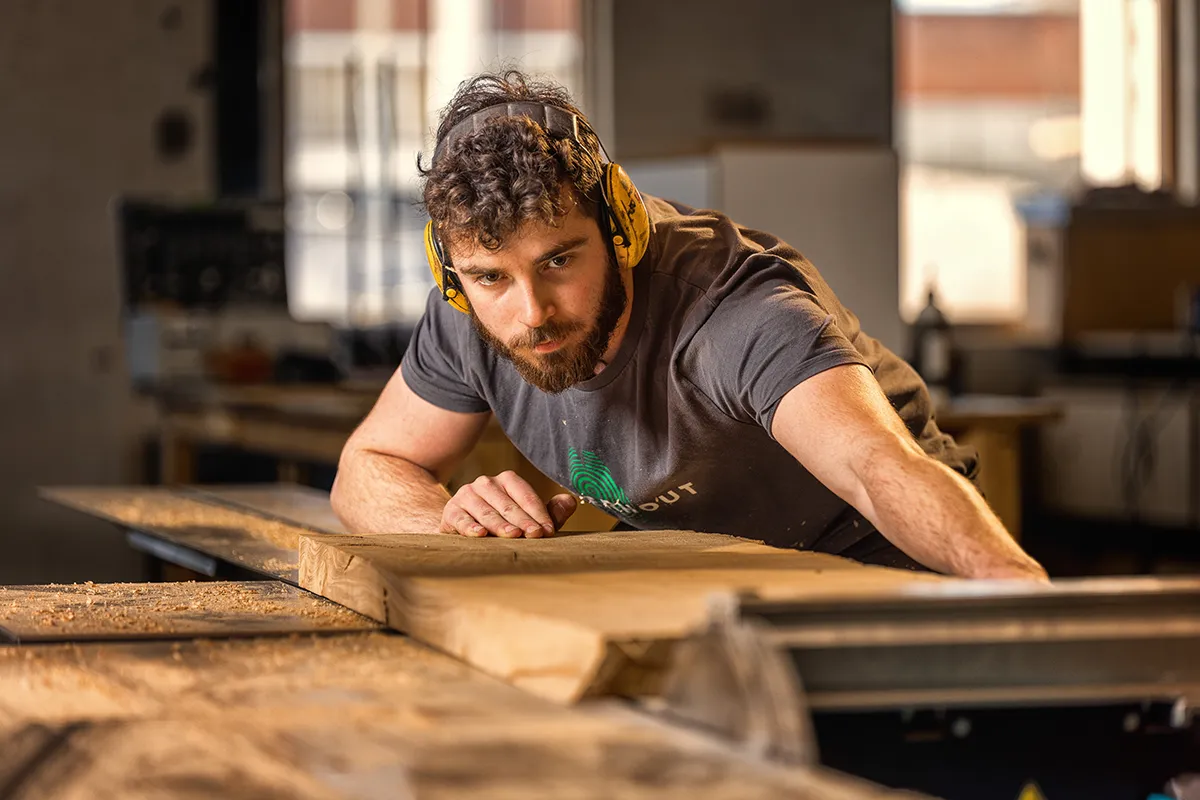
400, 289, 492, 414
684, 265, 868, 433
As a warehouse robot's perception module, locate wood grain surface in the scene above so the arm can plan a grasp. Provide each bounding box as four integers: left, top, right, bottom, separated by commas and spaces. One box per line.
40, 487, 307, 582
299, 530, 940, 702
0, 581, 379, 643
0, 634, 932, 799
188, 484, 349, 534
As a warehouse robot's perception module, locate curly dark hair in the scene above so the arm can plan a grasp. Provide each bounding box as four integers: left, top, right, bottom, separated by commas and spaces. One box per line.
419, 71, 605, 251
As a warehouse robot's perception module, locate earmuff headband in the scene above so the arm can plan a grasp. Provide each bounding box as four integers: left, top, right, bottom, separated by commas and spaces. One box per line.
432, 102, 583, 167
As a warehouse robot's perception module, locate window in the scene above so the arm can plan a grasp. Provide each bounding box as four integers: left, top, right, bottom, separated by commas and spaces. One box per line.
896, 0, 1166, 329
283, 0, 586, 325
290, 65, 347, 144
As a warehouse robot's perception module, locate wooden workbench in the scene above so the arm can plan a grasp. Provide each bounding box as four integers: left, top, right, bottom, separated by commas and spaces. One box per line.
20, 485, 937, 799
0, 633, 928, 798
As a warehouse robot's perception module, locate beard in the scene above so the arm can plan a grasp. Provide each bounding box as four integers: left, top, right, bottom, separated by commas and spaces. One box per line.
470, 260, 628, 394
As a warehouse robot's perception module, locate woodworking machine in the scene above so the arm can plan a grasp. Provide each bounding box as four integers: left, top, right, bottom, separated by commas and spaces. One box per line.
660, 580, 1200, 799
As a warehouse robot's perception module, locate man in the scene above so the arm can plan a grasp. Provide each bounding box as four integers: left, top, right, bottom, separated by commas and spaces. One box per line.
331, 70, 1047, 580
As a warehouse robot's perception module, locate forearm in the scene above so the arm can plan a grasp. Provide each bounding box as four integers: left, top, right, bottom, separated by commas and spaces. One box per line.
854, 445, 1046, 579
330, 445, 452, 535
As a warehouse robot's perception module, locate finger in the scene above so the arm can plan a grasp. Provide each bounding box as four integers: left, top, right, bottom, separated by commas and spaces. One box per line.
457, 484, 528, 538
472, 474, 548, 538
494, 471, 557, 536
547, 493, 578, 531
440, 502, 487, 537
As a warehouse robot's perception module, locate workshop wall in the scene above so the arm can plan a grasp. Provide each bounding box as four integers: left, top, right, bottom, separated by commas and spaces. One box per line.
609, 0, 898, 351
610, 0, 893, 159
0, 0, 213, 582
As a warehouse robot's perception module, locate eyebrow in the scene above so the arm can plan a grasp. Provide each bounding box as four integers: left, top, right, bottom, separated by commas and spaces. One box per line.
453, 235, 590, 276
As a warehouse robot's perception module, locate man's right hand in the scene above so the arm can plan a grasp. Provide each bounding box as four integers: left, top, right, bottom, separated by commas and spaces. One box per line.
439, 471, 578, 538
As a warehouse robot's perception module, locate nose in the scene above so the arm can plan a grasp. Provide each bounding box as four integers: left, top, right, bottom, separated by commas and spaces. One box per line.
514, 278, 555, 330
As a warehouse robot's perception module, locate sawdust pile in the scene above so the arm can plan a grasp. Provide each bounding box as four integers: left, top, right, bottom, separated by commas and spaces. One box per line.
0, 581, 368, 637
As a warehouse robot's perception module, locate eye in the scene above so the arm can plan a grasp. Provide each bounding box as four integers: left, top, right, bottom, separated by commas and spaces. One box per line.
546, 254, 571, 270
474, 271, 504, 287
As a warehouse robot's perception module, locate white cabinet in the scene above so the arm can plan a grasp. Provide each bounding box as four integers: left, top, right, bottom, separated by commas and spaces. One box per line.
624, 146, 903, 355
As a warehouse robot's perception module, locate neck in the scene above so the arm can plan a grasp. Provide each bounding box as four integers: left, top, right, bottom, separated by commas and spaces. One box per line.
594, 268, 635, 375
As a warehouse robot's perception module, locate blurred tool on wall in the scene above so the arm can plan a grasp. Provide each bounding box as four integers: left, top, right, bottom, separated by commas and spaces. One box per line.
117, 198, 339, 389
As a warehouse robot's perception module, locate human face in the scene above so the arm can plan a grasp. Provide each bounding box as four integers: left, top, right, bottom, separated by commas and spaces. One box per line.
447, 201, 629, 394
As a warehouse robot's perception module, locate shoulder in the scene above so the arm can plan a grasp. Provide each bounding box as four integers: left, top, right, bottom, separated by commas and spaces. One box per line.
405, 287, 497, 382
643, 199, 862, 375
641, 193, 821, 305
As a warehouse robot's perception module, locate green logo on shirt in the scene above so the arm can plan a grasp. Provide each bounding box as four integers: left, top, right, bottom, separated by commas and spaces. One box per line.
566, 447, 699, 517
567, 447, 633, 507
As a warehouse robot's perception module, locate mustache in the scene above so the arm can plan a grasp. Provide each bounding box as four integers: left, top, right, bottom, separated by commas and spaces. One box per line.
510, 319, 583, 350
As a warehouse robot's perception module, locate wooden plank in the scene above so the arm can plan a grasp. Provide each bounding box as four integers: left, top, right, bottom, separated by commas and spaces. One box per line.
189, 484, 349, 534
0, 718, 342, 800
0, 581, 379, 643
39, 487, 305, 582
0, 635, 933, 799
298, 530, 940, 703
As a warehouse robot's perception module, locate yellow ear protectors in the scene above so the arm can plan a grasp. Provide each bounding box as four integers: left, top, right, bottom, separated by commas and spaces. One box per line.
424, 220, 470, 314
424, 102, 650, 314
600, 162, 650, 272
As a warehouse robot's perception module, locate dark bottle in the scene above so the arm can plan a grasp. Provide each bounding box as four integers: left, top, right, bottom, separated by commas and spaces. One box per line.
910, 286, 954, 405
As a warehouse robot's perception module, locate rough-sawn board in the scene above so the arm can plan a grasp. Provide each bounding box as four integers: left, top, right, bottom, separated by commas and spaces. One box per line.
299, 529, 939, 702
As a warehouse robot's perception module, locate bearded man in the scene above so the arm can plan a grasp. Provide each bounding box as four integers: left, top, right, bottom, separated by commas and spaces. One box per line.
330, 70, 1046, 581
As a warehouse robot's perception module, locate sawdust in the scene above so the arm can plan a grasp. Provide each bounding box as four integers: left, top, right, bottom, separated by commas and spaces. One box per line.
258, 556, 295, 574
81, 493, 304, 550
0, 582, 369, 637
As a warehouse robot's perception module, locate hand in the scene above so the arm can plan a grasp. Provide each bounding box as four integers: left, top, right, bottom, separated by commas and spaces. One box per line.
439, 470, 577, 538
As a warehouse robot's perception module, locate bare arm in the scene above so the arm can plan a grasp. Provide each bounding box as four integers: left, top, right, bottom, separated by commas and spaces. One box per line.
771, 364, 1047, 580
332, 368, 576, 537
331, 367, 490, 534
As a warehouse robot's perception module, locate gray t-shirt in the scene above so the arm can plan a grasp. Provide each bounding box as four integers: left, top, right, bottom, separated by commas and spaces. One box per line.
401, 196, 974, 556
